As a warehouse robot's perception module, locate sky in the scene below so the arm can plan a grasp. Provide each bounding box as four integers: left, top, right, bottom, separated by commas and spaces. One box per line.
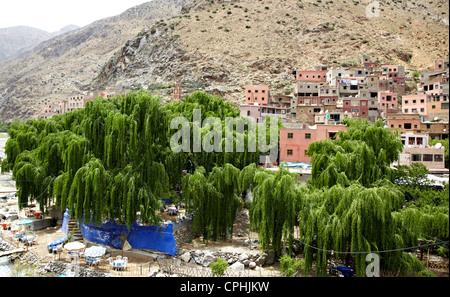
0, 0, 151, 32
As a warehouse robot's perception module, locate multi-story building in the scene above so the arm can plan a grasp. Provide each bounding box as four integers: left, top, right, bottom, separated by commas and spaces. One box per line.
387, 114, 422, 134
173, 81, 182, 101
402, 94, 427, 117
279, 124, 348, 163
342, 97, 369, 119
434, 60, 449, 71
380, 65, 406, 85
244, 85, 270, 106
397, 134, 447, 173
378, 91, 399, 116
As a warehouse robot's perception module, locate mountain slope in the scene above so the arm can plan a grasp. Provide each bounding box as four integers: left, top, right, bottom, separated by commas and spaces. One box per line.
1, 0, 449, 121
0, 0, 194, 121
91, 0, 449, 104
0, 26, 52, 61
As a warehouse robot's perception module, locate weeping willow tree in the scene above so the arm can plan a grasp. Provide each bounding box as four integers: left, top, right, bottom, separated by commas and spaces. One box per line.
296, 183, 409, 276
2, 90, 171, 227
306, 118, 404, 188
165, 91, 262, 172
249, 166, 302, 257
182, 164, 243, 242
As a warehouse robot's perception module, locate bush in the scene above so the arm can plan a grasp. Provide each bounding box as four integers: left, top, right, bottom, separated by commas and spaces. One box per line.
210, 258, 228, 276
280, 254, 302, 277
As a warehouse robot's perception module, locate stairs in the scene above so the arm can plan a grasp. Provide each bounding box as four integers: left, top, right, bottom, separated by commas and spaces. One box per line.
67, 218, 83, 242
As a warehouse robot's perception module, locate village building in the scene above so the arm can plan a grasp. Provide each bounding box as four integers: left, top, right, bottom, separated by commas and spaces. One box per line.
172, 81, 182, 101
279, 124, 348, 163
397, 134, 447, 174
402, 94, 428, 117
244, 85, 270, 106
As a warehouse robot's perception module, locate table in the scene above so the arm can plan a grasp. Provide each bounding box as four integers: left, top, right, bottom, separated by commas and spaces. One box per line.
85, 257, 99, 266
113, 260, 125, 270
167, 207, 177, 215
21, 235, 36, 246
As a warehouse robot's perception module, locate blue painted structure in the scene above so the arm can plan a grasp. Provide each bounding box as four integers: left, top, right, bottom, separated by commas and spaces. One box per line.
80, 221, 178, 256
61, 208, 180, 256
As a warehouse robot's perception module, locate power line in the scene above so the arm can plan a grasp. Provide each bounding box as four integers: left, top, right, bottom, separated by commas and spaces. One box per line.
284, 226, 448, 255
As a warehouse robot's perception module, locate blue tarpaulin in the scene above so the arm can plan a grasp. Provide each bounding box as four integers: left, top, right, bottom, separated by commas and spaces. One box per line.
79, 221, 178, 256
62, 208, 179, 256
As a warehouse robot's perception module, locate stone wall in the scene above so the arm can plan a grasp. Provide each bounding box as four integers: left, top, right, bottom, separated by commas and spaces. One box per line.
173, 218, 196, 248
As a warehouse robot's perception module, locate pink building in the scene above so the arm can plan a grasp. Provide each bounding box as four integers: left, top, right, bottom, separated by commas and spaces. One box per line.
434, 60, 449, 71
342, 99, 369, 118
296, 70, 327, 82
244, 85, 270, 106
378, 91, 398, 114
381, 65, 406, 84
402, 94, 427, 116
173, 81, 182, 101
279, 124, 347, 163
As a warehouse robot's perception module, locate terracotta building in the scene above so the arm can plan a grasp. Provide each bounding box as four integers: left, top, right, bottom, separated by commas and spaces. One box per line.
244, 85, 270, 105
279, 124, 348, 163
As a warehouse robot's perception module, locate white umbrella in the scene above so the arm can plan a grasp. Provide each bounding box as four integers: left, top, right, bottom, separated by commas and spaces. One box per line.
15, 219, 33, 226
64, 241, 85, 252
84, 246, 106, 258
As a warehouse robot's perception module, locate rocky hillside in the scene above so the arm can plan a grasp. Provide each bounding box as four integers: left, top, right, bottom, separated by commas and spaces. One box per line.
0, 0, 448, 121
0, 26, 52, 61
92, 0, 449, 104
0, 25, 80, 62
0, 0, 194, 121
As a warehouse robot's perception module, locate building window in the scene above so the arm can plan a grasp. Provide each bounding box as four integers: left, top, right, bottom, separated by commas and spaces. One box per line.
247, 111, 251, 116
287, 133, 294, 139
412, 154, 422, 162
442, 103, 449, 110
305, 133, 312, 139
404, 109, 408, 113
287, 149, 293, 156
404, 123, 412, 129
423, 154, 433, 162
435, 155, 444, 162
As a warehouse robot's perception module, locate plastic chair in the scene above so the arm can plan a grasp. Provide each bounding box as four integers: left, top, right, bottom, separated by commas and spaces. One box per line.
123, 257, 128, 270
108, 257, 114, 268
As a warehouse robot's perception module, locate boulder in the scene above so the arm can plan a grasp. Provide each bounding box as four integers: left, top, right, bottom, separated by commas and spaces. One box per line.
229, 261, 245, 271
238, 253, 249, 262
202, 253, 215, 267
180, 252, 191, 263
249, 262, 257, 269
255, 253, 267, 266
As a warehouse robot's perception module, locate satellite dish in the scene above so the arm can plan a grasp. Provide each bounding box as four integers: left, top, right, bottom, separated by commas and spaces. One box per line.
435, 143, 442, 149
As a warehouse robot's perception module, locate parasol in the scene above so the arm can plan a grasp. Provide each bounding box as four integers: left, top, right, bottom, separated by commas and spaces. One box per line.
15, 219, 33, 226
64, 241, 85, 252
47, 236, 67, 249
84, 246, 106, 258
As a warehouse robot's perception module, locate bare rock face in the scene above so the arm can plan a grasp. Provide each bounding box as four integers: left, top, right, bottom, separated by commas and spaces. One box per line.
0, 0, 196, 121
1, 0, 448, 121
